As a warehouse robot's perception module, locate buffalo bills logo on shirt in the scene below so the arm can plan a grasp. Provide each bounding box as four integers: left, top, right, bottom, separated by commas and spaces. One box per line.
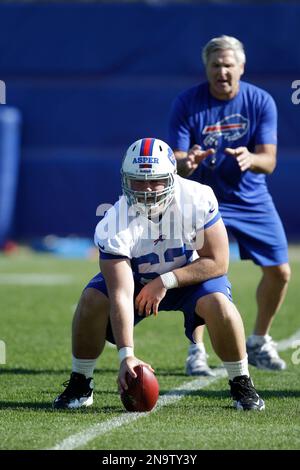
202, 114, 249, 147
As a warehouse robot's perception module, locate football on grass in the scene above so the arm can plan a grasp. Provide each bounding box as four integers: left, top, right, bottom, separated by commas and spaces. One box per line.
120, 364, 159, 412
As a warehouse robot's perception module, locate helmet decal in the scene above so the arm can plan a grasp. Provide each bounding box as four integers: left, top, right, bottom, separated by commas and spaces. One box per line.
140, 138, 156, 156
167, 146, 176, 166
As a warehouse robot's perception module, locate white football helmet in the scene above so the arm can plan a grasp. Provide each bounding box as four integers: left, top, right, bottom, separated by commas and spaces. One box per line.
121, 138, 177, 216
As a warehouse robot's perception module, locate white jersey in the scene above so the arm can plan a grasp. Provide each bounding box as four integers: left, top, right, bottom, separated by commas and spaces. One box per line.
95, 175, 220, 284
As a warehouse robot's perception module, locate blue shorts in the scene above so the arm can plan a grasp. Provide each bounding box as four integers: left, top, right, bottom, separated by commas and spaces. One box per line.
220, 201, 289, 267
85, 273, 232, 343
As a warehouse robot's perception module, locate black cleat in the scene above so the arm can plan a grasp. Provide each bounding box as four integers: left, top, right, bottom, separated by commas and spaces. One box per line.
53, 372, 94, 409
229, 375, 265, 411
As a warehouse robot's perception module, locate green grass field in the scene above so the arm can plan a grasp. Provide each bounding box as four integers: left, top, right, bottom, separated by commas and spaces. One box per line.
0, 250, 299, 450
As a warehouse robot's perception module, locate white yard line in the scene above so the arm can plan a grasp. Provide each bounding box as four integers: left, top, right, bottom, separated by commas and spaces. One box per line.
0, 273, 74, 285
277, 329, 300, 351
50, 329, 300, 451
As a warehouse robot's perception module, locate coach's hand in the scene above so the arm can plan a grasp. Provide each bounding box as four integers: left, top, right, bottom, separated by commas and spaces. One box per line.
179, 145, 215, 177
135, 277, 167, 317
225, 147, 254, 172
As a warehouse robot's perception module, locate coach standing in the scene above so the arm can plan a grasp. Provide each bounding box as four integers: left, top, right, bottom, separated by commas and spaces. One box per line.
168, 35, 291, 375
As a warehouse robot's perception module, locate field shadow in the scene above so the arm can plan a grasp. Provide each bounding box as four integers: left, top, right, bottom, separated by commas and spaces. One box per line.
0, 401, 54, 411
1, 366, 221, 378
0, 368, 74, 376
158, 388, 226, 398
0, 401, 123, 413
0, 367, 118, 376
158, 387, 300, 401
94, 390, 119, 396
258, 389, 300, 399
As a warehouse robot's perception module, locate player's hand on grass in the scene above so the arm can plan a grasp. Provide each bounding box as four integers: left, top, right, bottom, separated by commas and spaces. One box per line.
135, 276, 167, 317
225, 146, 253, 172
118, 356, 154, 392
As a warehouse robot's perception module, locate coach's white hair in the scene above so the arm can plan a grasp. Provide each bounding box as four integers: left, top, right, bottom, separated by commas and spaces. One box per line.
202, 35, 246, 66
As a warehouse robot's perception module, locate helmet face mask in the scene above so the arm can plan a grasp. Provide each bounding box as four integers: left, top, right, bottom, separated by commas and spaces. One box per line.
121, 138, 177, 217
123, 174, 174, 217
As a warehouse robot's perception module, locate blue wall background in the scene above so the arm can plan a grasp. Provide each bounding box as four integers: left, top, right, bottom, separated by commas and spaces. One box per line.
0, 2, 299, 239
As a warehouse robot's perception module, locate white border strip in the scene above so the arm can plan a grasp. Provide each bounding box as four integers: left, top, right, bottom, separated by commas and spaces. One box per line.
50, 330, 300, 450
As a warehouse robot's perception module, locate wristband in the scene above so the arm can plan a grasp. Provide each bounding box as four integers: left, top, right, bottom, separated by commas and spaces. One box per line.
160, 271, 179, 290
118, 346, 134, 363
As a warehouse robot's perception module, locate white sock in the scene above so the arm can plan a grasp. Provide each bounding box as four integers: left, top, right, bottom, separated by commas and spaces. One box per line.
189, 342, 206, 354
72, 355, 97, 379
223, 356, 249, 381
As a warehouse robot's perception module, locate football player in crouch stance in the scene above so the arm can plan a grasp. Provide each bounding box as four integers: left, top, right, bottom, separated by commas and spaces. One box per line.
53, 138, 265, 411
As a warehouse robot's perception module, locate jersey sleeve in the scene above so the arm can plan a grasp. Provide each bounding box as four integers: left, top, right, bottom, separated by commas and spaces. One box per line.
254, 92, 277, 146
168, 94, 192, 152
94, 204, 132, 259
195, 186, 221, 231
94, 226, 130, 259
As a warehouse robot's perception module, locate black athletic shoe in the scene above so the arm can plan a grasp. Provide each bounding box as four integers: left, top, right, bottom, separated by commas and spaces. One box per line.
53, 372, 94, 409
229, 375, 265, 411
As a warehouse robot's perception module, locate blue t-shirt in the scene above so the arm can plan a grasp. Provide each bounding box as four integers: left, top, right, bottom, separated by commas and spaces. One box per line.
168, 81, 277, 205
